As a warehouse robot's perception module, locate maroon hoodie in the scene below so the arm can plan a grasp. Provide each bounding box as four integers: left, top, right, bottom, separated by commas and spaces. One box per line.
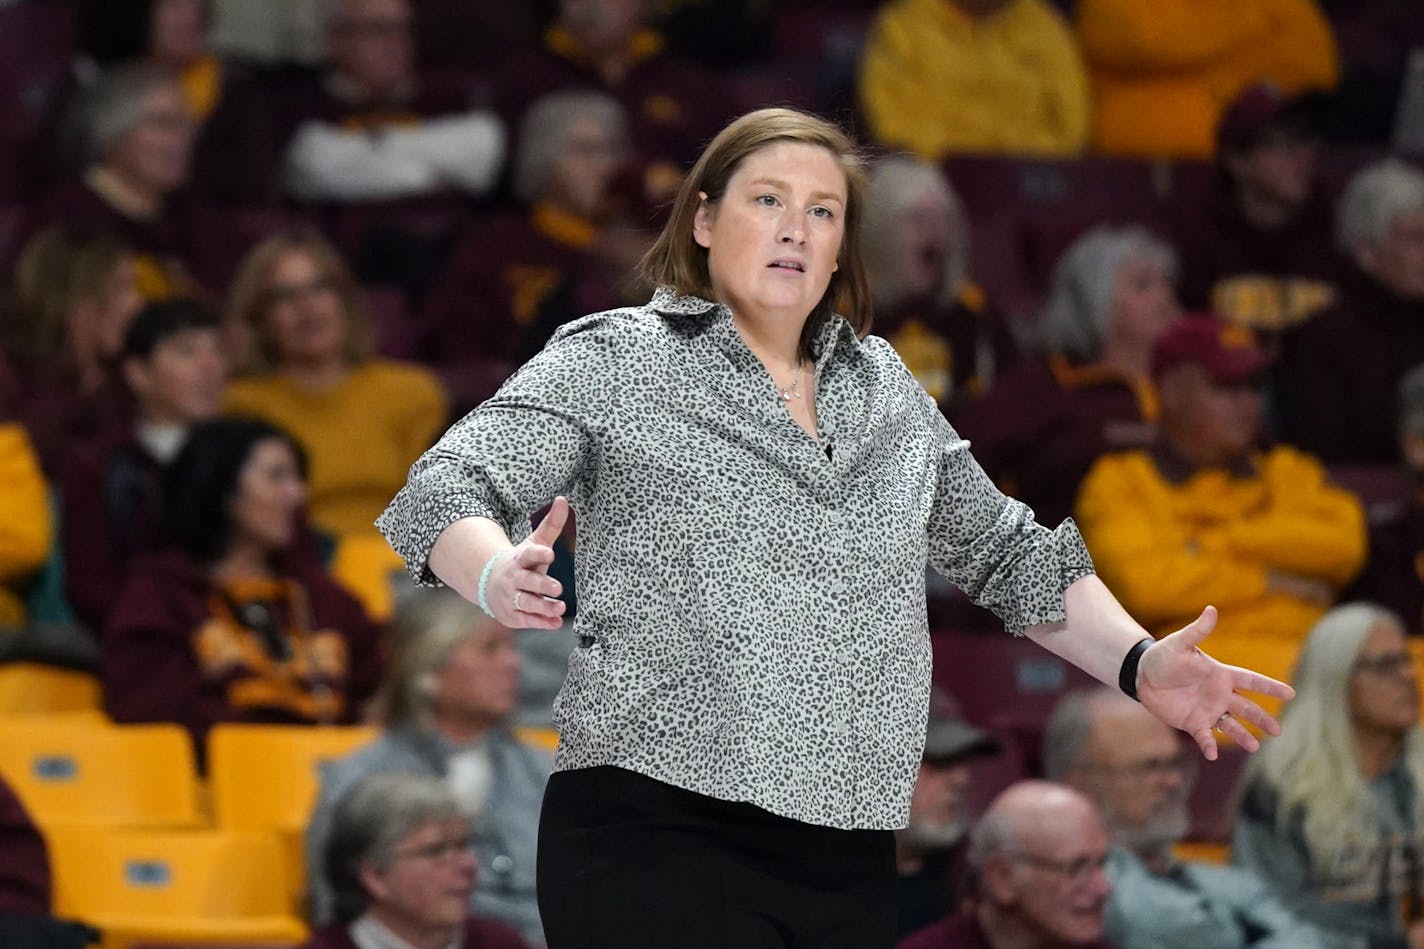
102, 548, 383, 766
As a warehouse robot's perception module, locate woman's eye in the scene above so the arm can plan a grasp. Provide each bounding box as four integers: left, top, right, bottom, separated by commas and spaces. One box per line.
756, 194, 777, 207
811, 206, 833, 220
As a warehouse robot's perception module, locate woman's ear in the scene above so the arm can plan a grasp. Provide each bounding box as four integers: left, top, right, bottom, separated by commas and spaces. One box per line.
693, 191, 713, 250
357, 859, 393, 905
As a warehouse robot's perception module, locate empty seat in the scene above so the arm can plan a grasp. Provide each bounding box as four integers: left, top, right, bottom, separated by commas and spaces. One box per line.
46, 824, 307, 949
0, 719, 200, 829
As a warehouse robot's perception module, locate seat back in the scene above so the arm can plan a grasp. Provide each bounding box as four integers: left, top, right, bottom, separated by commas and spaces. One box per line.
0, 662, 102, 715
45, 825, 308, 948
0, 719, 199, 828
206, 724, 379, 833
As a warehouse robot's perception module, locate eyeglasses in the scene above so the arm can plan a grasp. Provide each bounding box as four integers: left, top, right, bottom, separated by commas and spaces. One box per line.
1082, 752, 1198, 782
390, 834, 474, 864
1007, 851, 1110, 885
267, 276, 338, 305
1353, 651, 1416, 677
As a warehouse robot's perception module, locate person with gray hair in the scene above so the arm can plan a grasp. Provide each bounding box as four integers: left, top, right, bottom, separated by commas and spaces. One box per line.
955, 224, 1180, 527
1348, 364, 1424, 632
1044, 686, 1326, 949
29, 62, 204, 298
860, 155, 1016, 410
305, 589, 551, 944
304, 772, 532, 949
1235, 603, 1424, 949
900, 780, 1114, 948
279, 0, 505, 204
423, 89, 643, 413
1278, 158, 1424, 463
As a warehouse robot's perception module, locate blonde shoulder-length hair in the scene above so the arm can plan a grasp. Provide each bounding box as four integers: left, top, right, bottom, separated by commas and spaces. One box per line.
639, 107, 872, 363
1244, 603, 1424, 862
225, 228, 374, 375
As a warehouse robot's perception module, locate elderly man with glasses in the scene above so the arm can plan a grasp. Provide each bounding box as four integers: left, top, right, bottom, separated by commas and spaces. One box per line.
899, 780, 1115, 948
1043, 687, 1325, 949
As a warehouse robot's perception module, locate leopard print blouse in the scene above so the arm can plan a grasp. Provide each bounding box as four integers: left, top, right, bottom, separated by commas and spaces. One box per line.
378, 288, 1094, 829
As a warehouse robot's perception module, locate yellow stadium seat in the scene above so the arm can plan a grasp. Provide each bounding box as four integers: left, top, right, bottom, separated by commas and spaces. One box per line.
45, 824, 308, 949
0, 662, 102, 715
206, 723, 378, 909
514, 724, 559, 752
0, 719, 201, 829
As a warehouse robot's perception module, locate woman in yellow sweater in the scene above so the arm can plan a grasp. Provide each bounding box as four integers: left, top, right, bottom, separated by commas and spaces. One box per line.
224, 229, 447, 618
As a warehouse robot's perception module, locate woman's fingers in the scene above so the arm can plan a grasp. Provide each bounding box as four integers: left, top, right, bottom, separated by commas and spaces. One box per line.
1227, 693, 1281, 736
1229, 666, 1296, 702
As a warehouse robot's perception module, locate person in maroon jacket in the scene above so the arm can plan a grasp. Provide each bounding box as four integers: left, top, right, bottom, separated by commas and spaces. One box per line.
491, 0, 735, 209
307, 771, 532, 949
1277, 159, 1424, 464
60, 298, 226, 633
101, 417, 382, 766
899, 781, 1116, 949
422, 89, 642, 412
955, 225, 1180, 530
1171, 83, 1341, 339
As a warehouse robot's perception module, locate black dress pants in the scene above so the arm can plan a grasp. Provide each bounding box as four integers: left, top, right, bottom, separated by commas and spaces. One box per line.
536, 766, 898, 949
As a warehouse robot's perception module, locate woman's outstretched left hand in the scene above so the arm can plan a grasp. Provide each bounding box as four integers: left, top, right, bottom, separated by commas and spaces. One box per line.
1137, 605, 1296, 760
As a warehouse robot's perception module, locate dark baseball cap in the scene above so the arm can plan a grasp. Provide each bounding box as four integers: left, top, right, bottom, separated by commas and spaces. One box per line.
1151, 315, 1268, 384
923, 687, 1001, 765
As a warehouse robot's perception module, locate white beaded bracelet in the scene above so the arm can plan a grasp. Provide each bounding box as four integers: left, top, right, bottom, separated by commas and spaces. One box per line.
477, 549, 511, 618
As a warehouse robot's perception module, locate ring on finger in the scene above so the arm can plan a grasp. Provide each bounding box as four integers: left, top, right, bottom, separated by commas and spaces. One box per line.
513, 591, 524, 612
1214, 712, 1231, 732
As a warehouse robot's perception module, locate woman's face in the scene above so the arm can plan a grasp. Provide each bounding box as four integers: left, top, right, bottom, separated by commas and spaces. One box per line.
693, 142, 847, 329
227, 438, 307, 552
544, 115, 626, 218
1108, 254, 1179, 347
264, 249, 348, 368
361, 816, 476, 930
150, 0, 208, 67
105, 84, 195, 196
1349, 620, 1419, 735
434, 624, 521, 726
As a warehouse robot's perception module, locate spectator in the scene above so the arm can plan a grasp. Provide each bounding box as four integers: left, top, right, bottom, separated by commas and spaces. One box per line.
1277, 159, 1424, 464
101, 417, 382, 763
306, 589, 550, 944
60, 298, 226, 632
492, 0, 734, 206
31, 64, 211, 300
1349, 364, 1424, 631
1172, 83, 1341, 337
1235, 603, 1424, 948
862, 155, 1016, 412
956, 225, 1179, 529
897, 688, 1003, 941
898, 781, 1114, 949
224, 229, 447, 620
305, 772, 532, 949
1075, 0, 1339, 158
859, 0, 1090, 159
1074, 315, 1366, 661
1045, 687, 1326, 949
68, 0, 276, 205
0, 225, 145, 474
423, 90, 641, 412
0, 422, 52, 628
277, 0, 504, 206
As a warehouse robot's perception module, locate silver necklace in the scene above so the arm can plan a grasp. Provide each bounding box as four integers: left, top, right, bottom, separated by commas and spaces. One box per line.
776, 368, 802, 402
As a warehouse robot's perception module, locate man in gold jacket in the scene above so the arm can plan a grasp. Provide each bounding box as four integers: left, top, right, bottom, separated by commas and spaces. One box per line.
1074, 316, 1365, 709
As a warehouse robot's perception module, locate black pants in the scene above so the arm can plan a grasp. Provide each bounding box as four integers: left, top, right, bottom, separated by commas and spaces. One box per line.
536, 766, 897, 949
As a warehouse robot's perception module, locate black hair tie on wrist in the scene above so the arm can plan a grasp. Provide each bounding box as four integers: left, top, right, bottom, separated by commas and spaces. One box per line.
1119, 637, 1155, 702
